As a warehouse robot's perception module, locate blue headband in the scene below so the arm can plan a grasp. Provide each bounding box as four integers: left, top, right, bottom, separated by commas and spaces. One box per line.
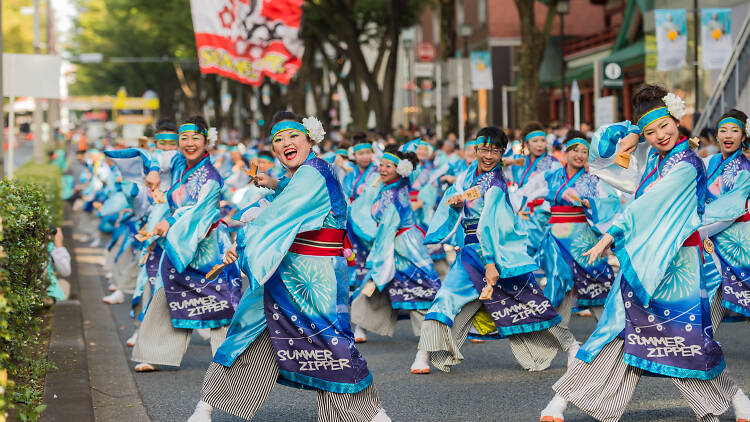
353, 143, 372, 152
179, 123, 207, 137
718, 117, 745, 131
155, 133, 178, 141
524, 130, 546, 142
565, 137, 589, 149
335, 148, 347, 155
476, 136, 489, 145
270, 121, 308, 142
257, 155, 274, 164
465, 139, 478, 147
382, 152, 400, 165
637, 107, 671, 133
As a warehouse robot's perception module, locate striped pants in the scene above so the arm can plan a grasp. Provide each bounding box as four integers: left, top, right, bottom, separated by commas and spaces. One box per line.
201, 329, 383, 422
553, 338, 738, 422
419, 299, 573, 372
711, 289, 750, 332
131, 288, 228, 367
351, 288, 426, 337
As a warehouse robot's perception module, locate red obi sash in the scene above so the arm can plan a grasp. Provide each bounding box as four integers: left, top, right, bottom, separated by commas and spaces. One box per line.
289, 228, 356, 266
409, 190, 419, 202
736, 213, 750, 223
396, 225, 426, 238
526, 198, 544, 213
549, 206, 587, 223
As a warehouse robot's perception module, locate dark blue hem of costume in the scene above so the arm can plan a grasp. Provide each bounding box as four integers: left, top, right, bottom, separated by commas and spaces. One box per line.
171, 318, 232, 330
278, 369, 373, 394
425, 312, 453, 327
623, 353, 726, 380
577, 298, 607, 307
722, 300, 750, 317
496, 314, 562, 336
391, 301, 433, 310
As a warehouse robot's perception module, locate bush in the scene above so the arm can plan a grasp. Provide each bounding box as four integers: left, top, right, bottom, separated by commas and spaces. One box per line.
0, 178, 56, 421
14, 162, 63, 227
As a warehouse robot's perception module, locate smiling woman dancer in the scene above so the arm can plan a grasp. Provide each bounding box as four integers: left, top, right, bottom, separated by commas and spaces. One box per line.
188, 111, 390, 422
539, 84, 750, 422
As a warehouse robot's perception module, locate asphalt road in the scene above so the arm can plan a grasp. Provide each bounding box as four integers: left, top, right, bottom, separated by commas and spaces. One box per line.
100, 266, 750, 422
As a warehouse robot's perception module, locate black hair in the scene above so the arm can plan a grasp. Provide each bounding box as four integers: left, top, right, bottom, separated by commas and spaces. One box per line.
383, 144, 418, 169
678, 126, 691, 140
156, 118, 178, 133
632, 84, 672, 124
475, 126, 508, 152
182, 115, 209, 134
351, 131, 368, 144
521, 121, 545, 142
270, 111, 303, 131
717, 109, 749, 146
257, 150, 274, 160
564, 130, 589, 151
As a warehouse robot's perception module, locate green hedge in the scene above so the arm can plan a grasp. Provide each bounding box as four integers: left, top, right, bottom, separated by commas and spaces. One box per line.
14, 163, 63, 227
0, 177, 57, 421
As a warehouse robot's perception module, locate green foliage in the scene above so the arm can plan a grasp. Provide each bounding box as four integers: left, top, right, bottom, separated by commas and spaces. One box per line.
0, 178, 57, 421
68, 0, 197, 104
14, 163, 63, 227
2, 0, 49, 54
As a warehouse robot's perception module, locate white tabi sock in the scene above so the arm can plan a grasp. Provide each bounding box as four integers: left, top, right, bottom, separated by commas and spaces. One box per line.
541, 394, 567, 419
370, 408, 392, 422
187, 400, 213, 422
733, 389, 750, 420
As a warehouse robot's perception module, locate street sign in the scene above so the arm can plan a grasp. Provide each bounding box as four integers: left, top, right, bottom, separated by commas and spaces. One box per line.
602, 61, 623, 88
595, 95, 617, 128
3, 54, 62, 99
417, 43, 436, 62
414, 62, 435, 78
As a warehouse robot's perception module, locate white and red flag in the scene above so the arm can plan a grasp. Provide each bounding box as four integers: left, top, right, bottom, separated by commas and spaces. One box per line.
189, 0, 304, 86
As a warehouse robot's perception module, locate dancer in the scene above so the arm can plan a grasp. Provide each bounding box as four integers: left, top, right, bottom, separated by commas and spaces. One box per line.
519, 130, 619, 351
131, 116, 241, 372
189, 111, 389, 422
540, 85, 750, 422
700, 109, 750, 330
343, 133, 379, 203
349, 145, 441, 371
418, 126, 570, 374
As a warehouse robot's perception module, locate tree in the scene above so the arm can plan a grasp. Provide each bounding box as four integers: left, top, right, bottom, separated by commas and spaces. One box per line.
514, 0, 558, 124
2, 0, 45, 54
68, 0, 198, 117
301, 0, 429, 133
437, 0, 457, 136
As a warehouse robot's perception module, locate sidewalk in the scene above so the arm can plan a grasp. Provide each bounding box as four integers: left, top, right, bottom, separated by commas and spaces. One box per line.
42, 208, 149, 421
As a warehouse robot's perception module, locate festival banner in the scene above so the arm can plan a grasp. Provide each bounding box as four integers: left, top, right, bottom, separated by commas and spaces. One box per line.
701, 8, 733, 70
654, 9, 687, 71
189, 0, 305, 86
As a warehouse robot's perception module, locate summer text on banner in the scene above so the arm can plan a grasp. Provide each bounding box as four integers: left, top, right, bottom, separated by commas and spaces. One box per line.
189, 0, 305, 86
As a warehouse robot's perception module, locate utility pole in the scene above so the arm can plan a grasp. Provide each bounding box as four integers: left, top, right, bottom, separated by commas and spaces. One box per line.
47, 0, 59, 146
32, 0, 44, 164
693, 0, 700, 121
0, 4, 4, 177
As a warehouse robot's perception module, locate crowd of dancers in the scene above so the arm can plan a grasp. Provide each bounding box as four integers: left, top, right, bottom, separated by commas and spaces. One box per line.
64, 83, 750, 422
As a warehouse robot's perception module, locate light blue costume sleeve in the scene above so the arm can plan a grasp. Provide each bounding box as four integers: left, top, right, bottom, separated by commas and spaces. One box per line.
512, 172, 549, 212
478, 186, 538, 276
585, 181, 622, 235
366, 205, 400, 290
702, 171, 750, 226
348, 183, 380, 244
589, 121, 650, 194
164, 179, 222, 273
424, 184, 462, 245
237, 166, 330, 288
103, 148, 152, 185
606, 163, 701, 306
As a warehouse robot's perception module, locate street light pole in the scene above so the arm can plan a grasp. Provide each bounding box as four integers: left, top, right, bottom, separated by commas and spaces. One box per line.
32, 0, 44, 164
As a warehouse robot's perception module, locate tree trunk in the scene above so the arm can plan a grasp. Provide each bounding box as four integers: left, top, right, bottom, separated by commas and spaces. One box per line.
438, 0, 456, 61
514, 0, 558, 124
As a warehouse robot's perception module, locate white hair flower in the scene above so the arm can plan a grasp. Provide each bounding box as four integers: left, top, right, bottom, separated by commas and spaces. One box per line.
745, 118, 750, 138
302, 116, 326, 143
347, 146, 355, 161
207, 127, 218, 149
396, 159, 414, 177
662, 93, 686, 120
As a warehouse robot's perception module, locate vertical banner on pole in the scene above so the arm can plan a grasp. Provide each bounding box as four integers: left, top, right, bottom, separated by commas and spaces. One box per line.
655, 9, 688, 71
469, 51, 493, 90
701, 8, 732, 70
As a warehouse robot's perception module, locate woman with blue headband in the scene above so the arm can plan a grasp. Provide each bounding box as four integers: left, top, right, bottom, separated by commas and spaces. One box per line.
541, 84, 750, 422
518, 129, 619, 363
130, 115, 242, 373
189, 111, 389, 422
418, 126, 567, 374
700, 109, 750, 333
511, 122, 563, 257
348, 145, 441, 373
